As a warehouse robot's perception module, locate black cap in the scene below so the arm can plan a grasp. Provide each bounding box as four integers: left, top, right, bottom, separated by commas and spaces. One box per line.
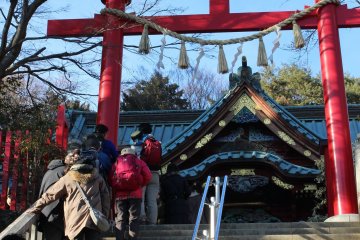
84, 134, 100, 150
139, 123, 152, 134
95, 124, 108, 134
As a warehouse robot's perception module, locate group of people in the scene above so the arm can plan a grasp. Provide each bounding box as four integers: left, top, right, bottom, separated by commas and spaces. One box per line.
26, 123, 206, 240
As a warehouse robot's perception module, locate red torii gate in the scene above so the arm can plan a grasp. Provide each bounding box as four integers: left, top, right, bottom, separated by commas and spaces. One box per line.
48, 0, 360, 218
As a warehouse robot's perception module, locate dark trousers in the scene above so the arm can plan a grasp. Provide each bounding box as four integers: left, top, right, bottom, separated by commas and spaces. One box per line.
114, 198, 141, 240
73, 227, 100, 240
42, 222, 64, 240
39, 214, 64, 240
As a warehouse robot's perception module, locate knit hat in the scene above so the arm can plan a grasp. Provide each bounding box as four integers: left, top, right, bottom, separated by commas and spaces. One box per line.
120, 147, 136, 156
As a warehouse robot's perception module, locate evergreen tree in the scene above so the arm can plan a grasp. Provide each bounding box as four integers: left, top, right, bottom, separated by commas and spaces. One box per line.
121, 71, 189, 111
261, 64, 360, 105
344, 74, 360, 104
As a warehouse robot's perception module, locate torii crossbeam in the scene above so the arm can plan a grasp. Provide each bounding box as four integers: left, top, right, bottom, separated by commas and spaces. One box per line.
48, 0, 360, 218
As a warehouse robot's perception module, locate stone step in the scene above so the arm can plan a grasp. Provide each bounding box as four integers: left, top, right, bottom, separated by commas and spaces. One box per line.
137, 222, 360, 230
100, 222, 360, 240
102, 233, 360, 240
134, 227, 360, 236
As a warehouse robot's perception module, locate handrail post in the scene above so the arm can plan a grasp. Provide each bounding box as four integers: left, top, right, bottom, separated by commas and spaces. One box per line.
191, 176, 227, 240
202, 230, 209, 240
215, 175, 228, 240
191, 176, 212, 240
214, 176, 221, 221
209, 197, 216, 239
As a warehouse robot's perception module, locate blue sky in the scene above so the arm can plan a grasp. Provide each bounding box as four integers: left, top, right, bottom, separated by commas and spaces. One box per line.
3, 0, 360, 108
46, 0, 360, 75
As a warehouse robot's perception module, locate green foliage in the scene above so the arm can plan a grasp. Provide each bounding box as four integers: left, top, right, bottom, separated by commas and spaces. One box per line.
65, 99, 91, 111
344, 74, 360, 104
261, 64, 360, 106
121, 71, 189, 111
308, 157, 328, 222
261, 64, 324, 105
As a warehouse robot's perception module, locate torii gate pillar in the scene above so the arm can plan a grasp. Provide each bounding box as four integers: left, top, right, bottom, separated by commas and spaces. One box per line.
317, 1, 358, 217
97, 0, 130, 145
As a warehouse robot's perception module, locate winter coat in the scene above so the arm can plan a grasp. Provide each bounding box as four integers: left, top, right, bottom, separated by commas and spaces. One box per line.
160, 173, 191, 224
101, 139, 118, 163
38, 159, 66, 222
109, 155, 152, 200
30, 166, 110, 240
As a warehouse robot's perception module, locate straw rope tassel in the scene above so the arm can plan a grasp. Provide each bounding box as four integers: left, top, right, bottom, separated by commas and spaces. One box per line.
178, 41, 189, 69
139, 24, 150, 54
292, 20, 305, 49
257, 37, 268, 67
218, 45, 229, 74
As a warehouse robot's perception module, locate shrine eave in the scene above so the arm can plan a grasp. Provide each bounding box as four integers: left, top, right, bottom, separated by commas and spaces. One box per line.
47, 5, 360, 38
178, 151, 321, 180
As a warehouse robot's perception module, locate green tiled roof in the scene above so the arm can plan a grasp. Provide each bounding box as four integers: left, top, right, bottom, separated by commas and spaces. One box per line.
179, 151, 321, 179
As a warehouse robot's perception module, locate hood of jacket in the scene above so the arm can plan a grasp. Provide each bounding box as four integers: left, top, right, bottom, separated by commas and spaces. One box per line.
68, 167, 98, 185
47, 159, 65, 170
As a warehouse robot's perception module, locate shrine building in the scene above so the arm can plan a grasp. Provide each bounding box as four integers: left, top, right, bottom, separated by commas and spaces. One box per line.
66, 61, 360, 222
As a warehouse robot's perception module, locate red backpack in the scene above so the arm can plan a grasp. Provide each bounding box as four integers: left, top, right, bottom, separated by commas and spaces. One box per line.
110, 154, 143, 191
141, 136, 162, 169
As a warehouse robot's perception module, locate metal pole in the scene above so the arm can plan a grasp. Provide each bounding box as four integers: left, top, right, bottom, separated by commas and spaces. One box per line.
192, 176, 211, 240
202, 230, 209, 240
209, 197, 216, 239
215, 175, 228, 240
214, 177, 220, 222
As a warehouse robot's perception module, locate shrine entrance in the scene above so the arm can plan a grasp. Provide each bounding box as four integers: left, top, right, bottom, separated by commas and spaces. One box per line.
182, 160, 318, 222
47, 0, 360, 218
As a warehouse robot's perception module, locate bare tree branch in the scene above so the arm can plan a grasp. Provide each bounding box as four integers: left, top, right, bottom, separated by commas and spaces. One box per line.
0, 0, 198, 105
0, 0, 18, 59
5, 42, 102, 76
6, 66, 66, 75
28, 69, 97, 97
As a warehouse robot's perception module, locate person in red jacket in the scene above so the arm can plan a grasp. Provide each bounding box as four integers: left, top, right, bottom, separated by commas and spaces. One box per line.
109, 147, 152, 240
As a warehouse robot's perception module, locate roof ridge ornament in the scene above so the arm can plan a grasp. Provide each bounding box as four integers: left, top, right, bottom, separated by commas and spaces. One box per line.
229, 56, 261, 91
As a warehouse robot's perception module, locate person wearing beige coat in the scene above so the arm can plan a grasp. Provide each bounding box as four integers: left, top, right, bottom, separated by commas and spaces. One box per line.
28, 151, 110, 240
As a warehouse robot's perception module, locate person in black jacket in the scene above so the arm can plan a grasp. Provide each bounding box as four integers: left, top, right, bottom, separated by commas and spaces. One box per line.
160, 163, 191, 224
37, 141, 81, 240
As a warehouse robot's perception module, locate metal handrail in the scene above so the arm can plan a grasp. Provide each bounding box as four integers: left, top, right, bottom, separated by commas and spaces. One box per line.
191, 175, 211, 240
214, 175, 228, 240
0, 211, 39, 240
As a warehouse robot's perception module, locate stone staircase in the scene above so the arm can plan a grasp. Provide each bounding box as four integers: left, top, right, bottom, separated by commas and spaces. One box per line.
101, 222, 360, 240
